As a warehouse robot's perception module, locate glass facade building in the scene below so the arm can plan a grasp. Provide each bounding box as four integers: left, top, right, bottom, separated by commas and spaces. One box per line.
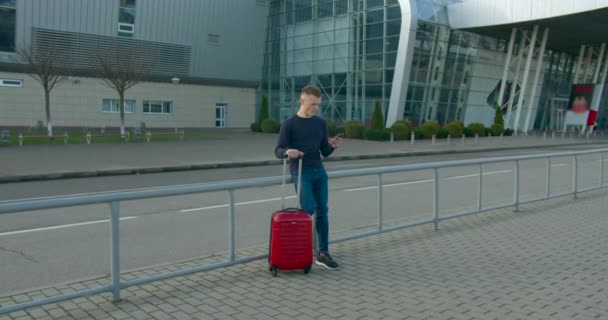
261, 0, 599, 129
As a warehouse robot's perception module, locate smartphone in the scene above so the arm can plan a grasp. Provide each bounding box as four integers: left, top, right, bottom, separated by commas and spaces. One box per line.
334, 133, 344, 138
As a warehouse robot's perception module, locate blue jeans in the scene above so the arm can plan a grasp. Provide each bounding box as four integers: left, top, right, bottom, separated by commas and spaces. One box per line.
291, 168, 329, 254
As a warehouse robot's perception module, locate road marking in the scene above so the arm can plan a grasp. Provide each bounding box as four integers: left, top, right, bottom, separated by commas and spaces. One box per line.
0, 216, 136, 237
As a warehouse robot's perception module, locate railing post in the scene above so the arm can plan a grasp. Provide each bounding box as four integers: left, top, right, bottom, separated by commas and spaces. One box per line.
573, 156, 578, 198
514, 161, 520, 212
228, 189, 236, 261
433, 168, 440, 230
601, 152, 605, 187
110, 201, 121, 302
546, 157, 551, 198
378, 174, 383, 231
478, 164, 483, 211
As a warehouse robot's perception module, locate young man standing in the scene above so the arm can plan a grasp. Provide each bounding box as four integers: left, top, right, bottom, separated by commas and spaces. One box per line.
274, 85, 343, 270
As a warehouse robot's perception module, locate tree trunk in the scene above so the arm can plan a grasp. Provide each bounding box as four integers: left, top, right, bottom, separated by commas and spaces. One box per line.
45, 89, 53, 137
119, 92, 125, 136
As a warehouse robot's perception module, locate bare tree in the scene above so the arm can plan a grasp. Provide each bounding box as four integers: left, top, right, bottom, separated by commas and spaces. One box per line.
94, 52, 150, 136
16, 46, 69, 137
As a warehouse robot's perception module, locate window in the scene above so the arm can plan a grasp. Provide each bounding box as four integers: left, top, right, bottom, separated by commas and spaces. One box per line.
215, 103, 227, 128
118, 0, 136, 37
102, 99, 136, 113
143, 101, 172, 114
0, 78, 22, 87
0, 0, 16, 52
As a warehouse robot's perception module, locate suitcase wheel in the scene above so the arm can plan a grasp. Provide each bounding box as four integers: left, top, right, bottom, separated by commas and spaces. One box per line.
304, 265, 312, 274
270, 267, 278, 277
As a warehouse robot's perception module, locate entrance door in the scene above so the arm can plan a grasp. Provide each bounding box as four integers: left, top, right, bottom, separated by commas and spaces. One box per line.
215, 104, 226, 128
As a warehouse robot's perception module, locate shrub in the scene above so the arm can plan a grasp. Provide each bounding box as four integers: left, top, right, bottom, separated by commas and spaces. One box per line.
370, 101, 384, 130
420, 121, 440, 139
364, 128, 390, 141
463, 127, 474, 137
436, 128, 449, 139
326, 119, 337, 137
491, 124, 504, 136
390, 122, 410, 140
261, 118, 279, 133
494, 107, 504, 127
445, 121, 464, 138
504, 128, 514, 136
258, 95, 269, 125
344, 120, 364, 139
250, 122, 261, 132
414, 127, 425, 139
467, 122, 485, 136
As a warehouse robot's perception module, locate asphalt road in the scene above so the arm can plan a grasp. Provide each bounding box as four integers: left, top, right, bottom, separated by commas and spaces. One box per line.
1, 146, 606, 294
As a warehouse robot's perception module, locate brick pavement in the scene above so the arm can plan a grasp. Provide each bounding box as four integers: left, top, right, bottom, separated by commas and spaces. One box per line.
1, 189, 607, 320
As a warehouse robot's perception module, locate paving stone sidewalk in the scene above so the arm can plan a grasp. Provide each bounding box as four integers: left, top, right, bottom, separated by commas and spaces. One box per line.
1, 189, 607, 320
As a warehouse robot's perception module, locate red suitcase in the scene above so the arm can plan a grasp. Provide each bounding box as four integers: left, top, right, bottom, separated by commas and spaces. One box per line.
268, 157, 314, 276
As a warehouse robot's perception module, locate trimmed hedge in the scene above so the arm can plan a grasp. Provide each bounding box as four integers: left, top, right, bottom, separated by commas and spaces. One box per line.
390, 122, 410, 140
490, 124, 504, 136
445, 121, 464, 138
467, 122, 485, 136
326, 119, 337, 137
344, 120, 364, 139
364, 128, 390, 141
420, 121, 440, 139
250, 122, 261, 133
261, 118, 280, 133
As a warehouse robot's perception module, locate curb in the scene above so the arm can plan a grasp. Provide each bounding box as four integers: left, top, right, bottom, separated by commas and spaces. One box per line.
1, 141, 607, 184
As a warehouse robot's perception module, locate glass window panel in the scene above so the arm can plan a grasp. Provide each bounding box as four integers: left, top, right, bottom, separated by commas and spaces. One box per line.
387, 5, 400, 20
295, 8, 312, 22
318, 3, 332, 18
365, 22, 384, 39
365, 70, 383, 84
334, 43, 349, 58
315, 45, 333, 60
0, 1, 16, 52
386, 20, 400, 36
365, 54, 383, 69
365, 85, 383, 98
335, 0, 348, 15
316, 30, 334, 46
365, 38, 384, 54
120, 0, 135, 8
334, 58, 349, 72
386, 35, 399, 51
385, 69, 395, 83
314, 60, 333, 73
387, 0, 399, 6
367, 0, 384, 9
119, 8, 135, 24
385, 52, 397, 68
366, 9, 384, 24
334, 29, 349, 43
294, 48, 312, 62
293, 34, 313, 49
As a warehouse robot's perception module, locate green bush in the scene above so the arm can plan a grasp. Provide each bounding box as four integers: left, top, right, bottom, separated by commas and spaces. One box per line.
420, 121, 440, 139
364, 128, 390, 141
445, 121, 464, 138
335, 126, 345, 135
344, 120, 365, 139
467, 122, 485, 136
261, 118, 279, 133
326, 119, 337, 137
390, 122, 410, 140
504, 128, 514, 136
258, 95, 269, 125
463, 127, 474, 137
370, 101, 384, 130
490, 124, 504, 136
250, 122, 261, 132
414, 127, 425, 139
436, 128, 449, 139
494, 107, 504, 127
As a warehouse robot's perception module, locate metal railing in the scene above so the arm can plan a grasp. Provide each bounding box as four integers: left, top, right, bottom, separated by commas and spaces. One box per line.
1, 148, 607, 314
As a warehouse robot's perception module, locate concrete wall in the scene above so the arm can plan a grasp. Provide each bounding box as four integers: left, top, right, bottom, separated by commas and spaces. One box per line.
0, 71, 256, 129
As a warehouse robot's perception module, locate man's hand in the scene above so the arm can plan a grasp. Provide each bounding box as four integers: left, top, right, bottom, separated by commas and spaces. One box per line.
285, 149, 304, 158
329, 135, 343, 148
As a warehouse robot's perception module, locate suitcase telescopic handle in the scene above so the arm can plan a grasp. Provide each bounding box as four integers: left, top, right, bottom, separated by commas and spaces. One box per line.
281, 155, 302, 210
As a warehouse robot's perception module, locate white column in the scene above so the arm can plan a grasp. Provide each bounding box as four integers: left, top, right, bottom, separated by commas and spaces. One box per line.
513, 25, 538, 134
505, 31, 527, 127
573, 45, 586, 85
386, 0, 418, 127
593, 43, 606, 84
523, 27, 549, 132
497, 28, 517, 111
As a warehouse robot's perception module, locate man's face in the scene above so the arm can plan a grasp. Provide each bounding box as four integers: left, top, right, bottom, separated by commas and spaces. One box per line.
299, 93, 321, 117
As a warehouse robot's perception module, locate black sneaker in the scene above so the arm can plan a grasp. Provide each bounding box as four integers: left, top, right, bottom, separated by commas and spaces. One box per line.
316, 252, 339, 270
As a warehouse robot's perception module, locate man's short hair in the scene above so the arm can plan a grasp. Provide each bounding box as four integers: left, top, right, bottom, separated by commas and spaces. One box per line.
301, 85, 321, 98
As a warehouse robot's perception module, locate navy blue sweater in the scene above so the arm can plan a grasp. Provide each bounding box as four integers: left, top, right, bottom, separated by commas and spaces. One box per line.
274, 115, 335, 172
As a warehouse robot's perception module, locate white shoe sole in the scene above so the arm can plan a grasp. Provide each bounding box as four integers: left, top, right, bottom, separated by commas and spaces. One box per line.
315, 260, 339, 270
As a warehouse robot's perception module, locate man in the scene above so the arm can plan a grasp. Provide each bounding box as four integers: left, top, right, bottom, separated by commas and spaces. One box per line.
274, 85, 343, 270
